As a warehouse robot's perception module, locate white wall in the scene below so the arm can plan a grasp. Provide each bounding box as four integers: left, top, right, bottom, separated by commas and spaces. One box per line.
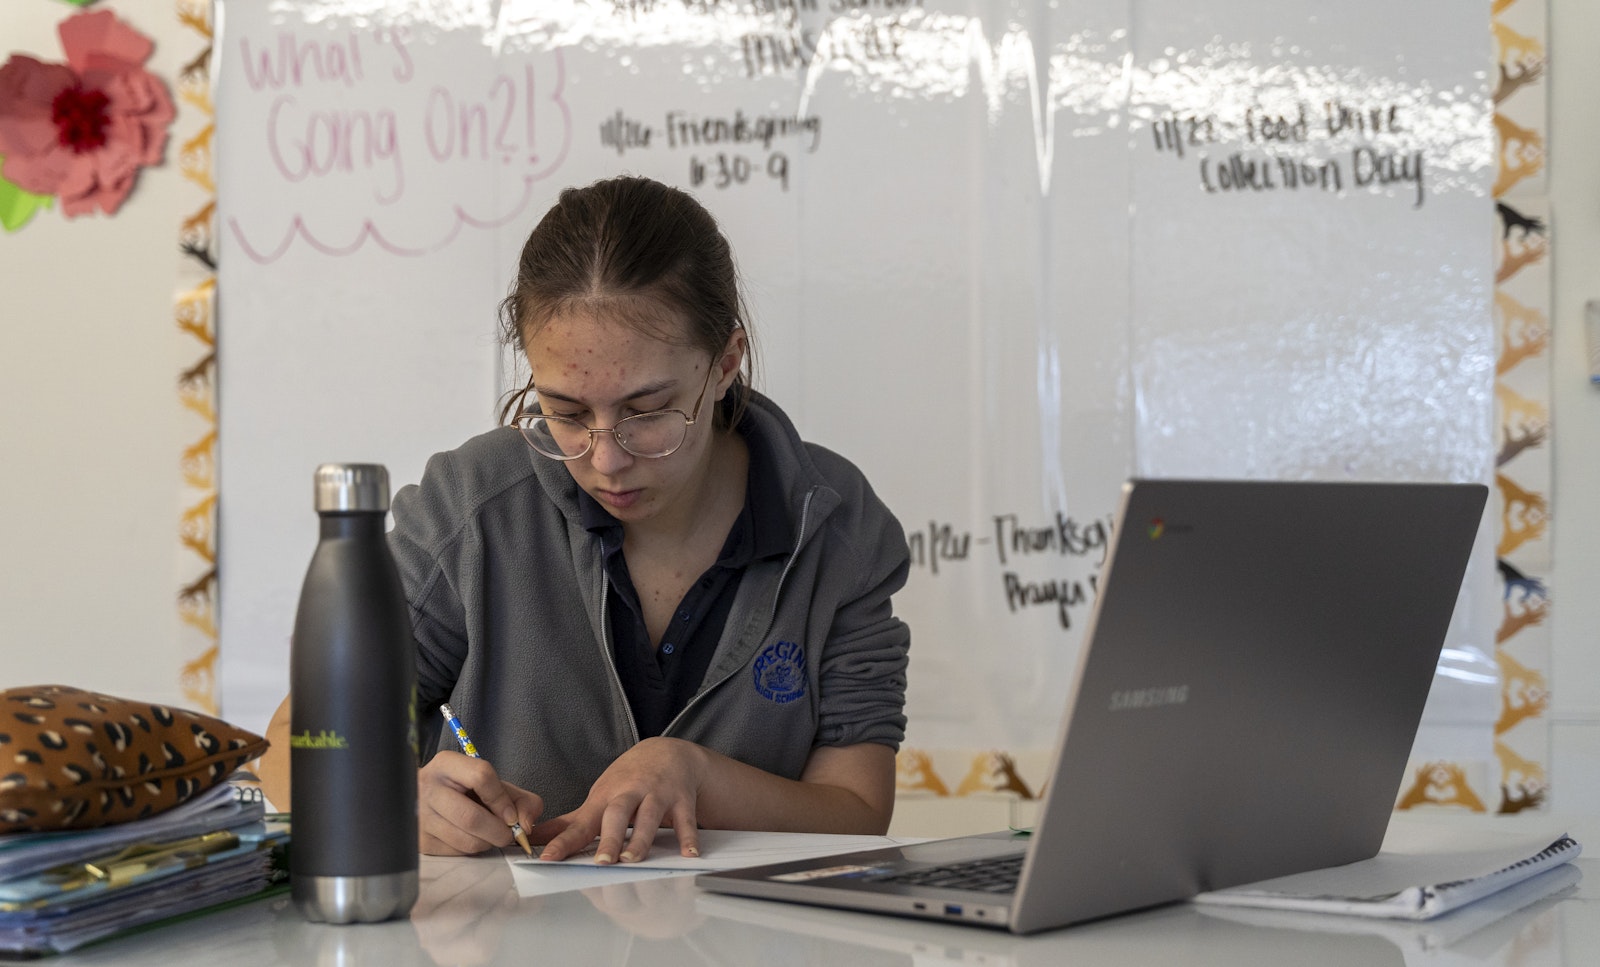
1, 1, 189, 709
1547, 0, 1600, 814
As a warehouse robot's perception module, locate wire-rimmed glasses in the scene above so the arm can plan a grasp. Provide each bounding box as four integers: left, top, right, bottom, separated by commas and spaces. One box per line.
511, 363, 716, 460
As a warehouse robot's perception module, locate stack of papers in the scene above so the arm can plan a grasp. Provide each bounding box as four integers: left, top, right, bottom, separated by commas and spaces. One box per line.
0, 782, 289, 957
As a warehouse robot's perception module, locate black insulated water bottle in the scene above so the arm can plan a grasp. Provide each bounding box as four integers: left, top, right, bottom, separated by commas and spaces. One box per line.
290, 463, 419, 923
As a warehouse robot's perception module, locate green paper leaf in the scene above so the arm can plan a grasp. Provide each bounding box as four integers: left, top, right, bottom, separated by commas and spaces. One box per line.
0, 173, 55, 232
55, 0, 102, 7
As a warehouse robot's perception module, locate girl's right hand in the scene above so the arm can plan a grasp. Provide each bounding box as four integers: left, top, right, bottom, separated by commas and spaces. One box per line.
417, 750, 544, 855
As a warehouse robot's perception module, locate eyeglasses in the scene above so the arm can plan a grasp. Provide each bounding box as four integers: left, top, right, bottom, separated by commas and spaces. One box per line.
511, 363, 716, 460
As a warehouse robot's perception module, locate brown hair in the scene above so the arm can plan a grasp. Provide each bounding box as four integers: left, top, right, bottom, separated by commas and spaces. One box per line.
498, 176, 756, 428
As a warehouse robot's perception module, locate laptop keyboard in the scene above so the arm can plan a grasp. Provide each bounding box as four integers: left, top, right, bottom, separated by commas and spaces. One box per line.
872, 854, 1024, 893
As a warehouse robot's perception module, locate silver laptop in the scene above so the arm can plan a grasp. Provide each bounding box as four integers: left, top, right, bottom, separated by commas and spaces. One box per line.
697, 479, 1489, 934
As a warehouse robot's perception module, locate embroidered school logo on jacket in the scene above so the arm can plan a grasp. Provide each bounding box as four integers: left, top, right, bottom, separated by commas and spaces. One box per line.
752, 640, 806, 704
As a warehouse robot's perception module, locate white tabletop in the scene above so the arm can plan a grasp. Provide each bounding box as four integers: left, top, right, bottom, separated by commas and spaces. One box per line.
46, 815, 1597, 967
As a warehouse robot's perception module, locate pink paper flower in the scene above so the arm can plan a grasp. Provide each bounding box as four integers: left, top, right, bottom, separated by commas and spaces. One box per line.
0, 9, 175, 217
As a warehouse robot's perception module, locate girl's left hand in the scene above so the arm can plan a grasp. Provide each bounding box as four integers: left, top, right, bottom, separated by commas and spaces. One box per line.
530, 736, 706, 863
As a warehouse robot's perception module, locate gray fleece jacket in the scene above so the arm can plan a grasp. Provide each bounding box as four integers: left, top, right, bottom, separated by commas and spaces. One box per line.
390, 391, 911, 817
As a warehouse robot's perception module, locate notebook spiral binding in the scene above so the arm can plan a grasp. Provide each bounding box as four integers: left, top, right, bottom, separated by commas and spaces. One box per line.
1428, 835, 1580, 895
225, 770, 266, 805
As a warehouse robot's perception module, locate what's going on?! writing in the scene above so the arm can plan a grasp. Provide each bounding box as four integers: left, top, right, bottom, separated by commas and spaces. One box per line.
236, 27, 568, 208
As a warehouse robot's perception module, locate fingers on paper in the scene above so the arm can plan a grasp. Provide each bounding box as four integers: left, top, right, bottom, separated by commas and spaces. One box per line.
533, 798, 698, 865
606, 796, 651, 863
670, 807, 700, 858
619, 796, 700, 862
533, 813, 595, 862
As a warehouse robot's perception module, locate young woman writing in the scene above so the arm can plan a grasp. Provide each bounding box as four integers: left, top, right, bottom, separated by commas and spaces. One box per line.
261, 175, 911, 865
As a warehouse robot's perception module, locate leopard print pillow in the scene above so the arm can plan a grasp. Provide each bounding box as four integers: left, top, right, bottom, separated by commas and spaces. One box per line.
0, 685, 269, 833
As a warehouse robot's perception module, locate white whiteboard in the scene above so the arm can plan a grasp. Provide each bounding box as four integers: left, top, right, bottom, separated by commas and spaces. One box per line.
216, 0, 1496, 752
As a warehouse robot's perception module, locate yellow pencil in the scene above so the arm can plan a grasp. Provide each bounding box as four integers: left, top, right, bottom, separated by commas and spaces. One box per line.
439, 703, 533, 856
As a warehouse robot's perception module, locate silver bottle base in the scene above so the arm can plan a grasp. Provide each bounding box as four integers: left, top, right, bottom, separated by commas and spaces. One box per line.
293, 871, 418, 924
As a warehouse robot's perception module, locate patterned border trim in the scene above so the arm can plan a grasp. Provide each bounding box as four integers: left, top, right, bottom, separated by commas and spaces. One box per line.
1358, 0, 1552, 818
175, 0, 219, 714
897, 748, 1049, 801
1487, 0, 1551, 816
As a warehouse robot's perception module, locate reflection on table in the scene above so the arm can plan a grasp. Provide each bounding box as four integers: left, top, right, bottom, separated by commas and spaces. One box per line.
46, 820, 1595, 967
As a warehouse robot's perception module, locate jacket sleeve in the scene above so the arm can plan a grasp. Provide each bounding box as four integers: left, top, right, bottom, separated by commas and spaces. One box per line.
814, 487, 912, 750
388, 450, 472, 711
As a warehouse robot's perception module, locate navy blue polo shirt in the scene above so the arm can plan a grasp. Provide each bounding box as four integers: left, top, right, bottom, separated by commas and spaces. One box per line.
579, 420, 792, 739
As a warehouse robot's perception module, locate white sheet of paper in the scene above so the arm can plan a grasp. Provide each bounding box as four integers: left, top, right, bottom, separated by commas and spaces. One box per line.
507, 861, 688, 898
505, 829, 927, 898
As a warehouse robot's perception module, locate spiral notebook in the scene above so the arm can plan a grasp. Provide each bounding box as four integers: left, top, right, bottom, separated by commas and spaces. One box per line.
1192, 826, 1582, 920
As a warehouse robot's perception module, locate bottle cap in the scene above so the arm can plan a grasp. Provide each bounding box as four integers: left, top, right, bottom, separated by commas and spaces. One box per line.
313, 463, 390, 513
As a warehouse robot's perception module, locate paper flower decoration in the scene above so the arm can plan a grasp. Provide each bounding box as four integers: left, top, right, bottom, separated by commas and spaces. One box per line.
0, 8, 175, 218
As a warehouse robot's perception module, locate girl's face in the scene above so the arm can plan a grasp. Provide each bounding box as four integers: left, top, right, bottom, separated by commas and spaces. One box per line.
526, 308, 741, 526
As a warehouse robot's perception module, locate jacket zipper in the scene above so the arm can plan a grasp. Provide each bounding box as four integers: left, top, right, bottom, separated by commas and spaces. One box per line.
597, 562, 641, 746
660, 487, 819, 736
